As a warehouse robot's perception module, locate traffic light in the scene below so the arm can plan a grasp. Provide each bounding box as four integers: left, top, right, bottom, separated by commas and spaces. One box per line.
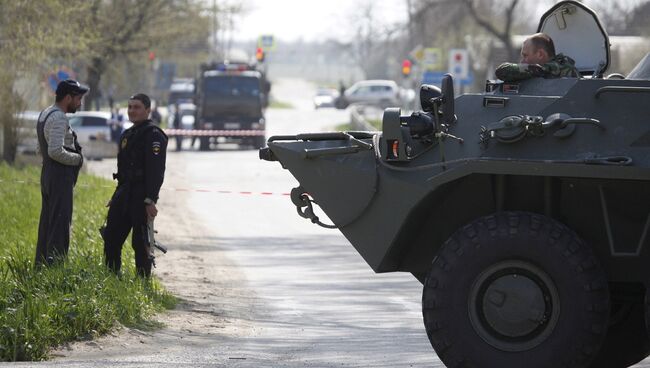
402, 59, 412, 77
256, 47, 265, 62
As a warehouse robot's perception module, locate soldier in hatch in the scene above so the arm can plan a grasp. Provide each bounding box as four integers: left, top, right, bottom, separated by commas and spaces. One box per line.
495, 33, 580, 82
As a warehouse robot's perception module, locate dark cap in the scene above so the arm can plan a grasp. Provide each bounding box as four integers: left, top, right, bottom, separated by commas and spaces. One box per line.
55, 79, 89, 97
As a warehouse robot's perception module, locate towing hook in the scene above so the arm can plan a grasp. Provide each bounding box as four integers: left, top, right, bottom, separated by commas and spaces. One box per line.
289, 186, 338, 229
290, 186, 309, 207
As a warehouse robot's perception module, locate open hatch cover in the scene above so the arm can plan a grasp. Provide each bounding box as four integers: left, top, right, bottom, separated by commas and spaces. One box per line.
537, 0, 610, 77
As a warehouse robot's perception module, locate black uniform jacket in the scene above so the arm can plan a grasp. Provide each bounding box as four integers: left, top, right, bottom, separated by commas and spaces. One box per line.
116, 120, 168, 204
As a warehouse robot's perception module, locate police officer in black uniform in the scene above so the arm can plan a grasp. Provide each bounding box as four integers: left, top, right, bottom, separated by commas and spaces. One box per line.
102, 93, 168, 277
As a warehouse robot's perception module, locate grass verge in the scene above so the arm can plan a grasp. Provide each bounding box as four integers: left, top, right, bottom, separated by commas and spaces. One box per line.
0, 163, 175, 361
269, 99, 294, 109
335, 123, 352, 131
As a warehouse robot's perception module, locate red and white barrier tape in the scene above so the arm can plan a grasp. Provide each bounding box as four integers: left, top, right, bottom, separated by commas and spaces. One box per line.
164, 129, 265, 137
0, 178, 289, 196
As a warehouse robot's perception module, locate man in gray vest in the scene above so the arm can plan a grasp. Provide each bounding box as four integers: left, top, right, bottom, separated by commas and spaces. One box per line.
35, 79, 88, 266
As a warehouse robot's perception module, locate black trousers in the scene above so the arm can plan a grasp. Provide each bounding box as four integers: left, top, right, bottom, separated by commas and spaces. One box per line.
35, 164, 75, 266
103, 186, 152, 277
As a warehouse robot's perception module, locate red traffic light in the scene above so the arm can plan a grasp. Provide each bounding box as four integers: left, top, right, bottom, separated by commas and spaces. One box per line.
256, 47, 265, 62
401, 59, 412, 76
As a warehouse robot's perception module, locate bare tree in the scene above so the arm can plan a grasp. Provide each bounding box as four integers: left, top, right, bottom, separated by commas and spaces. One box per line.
460, 0, 520, 60
82, 0, 210, 109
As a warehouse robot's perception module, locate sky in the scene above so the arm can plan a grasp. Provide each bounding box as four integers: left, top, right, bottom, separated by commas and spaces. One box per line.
224, 0, 646, 44
228, 0, 409, 42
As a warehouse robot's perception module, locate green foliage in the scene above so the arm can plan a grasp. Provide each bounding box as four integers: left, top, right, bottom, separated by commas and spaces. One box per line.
0, 163, 175, 361
0, 0, 89, 69
0, 1, 90, 163
82, 0, 212, 107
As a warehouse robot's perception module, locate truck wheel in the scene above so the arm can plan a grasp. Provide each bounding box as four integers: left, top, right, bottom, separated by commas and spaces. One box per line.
588, 296, 650, 367
253, 136, 266, 149
422, 212, 610, 368
199, 137, 210, 151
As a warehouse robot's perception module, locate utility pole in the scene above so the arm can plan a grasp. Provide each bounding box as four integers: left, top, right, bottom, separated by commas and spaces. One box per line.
211, 0, 218, 62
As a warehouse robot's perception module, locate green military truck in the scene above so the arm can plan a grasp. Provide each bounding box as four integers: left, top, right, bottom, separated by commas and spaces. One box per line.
195, 62, 268, 150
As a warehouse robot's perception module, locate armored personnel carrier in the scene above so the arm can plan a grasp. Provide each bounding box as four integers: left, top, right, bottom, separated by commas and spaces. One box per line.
260, 2, 650, 367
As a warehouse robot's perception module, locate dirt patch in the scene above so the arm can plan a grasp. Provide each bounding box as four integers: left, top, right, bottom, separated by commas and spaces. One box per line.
52, 154, 256, 360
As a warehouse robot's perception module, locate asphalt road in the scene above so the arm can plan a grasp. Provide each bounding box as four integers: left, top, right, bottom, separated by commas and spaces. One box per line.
14, 79, 650, 368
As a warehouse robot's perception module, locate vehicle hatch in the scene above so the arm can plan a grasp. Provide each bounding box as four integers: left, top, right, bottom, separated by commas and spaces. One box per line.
537, 0, 610, 77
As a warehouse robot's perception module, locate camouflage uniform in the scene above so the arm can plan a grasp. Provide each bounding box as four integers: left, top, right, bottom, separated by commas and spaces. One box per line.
495, 54, 580, 82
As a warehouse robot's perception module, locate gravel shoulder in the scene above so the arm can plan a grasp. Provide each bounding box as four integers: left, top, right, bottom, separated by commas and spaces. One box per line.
50, 154, 255, 362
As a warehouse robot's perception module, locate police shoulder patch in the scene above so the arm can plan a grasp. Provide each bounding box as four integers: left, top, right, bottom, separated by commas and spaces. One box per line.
152, 141, 161, 155
121, 138, 128, 150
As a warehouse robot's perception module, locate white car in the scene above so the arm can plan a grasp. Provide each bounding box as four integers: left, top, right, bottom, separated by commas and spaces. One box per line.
67, 111, 117, 159
313, 88, 340, 109
342, 80, 401, 108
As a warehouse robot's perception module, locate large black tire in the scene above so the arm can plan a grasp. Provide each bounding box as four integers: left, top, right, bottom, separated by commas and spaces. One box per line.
588, 287, 650, 368
647, 288, 650, 339
423, 212, 610, 368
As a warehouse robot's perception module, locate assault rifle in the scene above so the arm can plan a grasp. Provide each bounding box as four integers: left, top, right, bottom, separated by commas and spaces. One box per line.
144, 219, 167, 266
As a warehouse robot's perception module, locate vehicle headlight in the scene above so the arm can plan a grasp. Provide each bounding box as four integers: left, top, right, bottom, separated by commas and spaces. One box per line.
251, 118, 265, 130
181, 116, 194, 125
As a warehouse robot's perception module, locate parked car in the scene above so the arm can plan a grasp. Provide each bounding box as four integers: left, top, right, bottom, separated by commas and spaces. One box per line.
67, 111, 117, 159
313, 88, 340, 109
14, 111, 40, 154
340, 80, 401, 108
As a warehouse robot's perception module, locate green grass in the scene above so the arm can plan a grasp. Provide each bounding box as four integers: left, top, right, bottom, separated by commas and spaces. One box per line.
0, 163, 175, 361
367, 119, 382, 130
336, 120, 381, 132
335, 123, 352, 131
269, 99, 294, 109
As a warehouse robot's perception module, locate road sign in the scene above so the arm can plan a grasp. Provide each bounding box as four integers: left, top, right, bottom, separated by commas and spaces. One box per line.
409, 45, 424, 63
258, 35, 275, 51
423, 48, 443, 71
422, 71, 446, 85
46, 67, 75, 92
448, 49, 469, 80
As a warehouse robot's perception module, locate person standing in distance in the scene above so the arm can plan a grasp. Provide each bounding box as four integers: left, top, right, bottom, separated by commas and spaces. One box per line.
35, 79, 88, 266
102, 93, 168, 277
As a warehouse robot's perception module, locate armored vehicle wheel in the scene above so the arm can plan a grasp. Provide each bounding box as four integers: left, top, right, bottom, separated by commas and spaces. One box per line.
422, 212, 610, 368
647, 290, 650, 339
199, 137, 210, 151
588, 293, 650, 368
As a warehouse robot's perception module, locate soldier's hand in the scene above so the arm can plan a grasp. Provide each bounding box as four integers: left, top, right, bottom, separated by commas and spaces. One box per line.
145, 203, 158, 219
527, 64, 546, 77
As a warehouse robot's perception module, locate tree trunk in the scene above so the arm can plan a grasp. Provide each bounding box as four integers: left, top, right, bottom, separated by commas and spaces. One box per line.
2, 123, 17, 164
0, 72, 19, 164
85, 57, 105, 111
